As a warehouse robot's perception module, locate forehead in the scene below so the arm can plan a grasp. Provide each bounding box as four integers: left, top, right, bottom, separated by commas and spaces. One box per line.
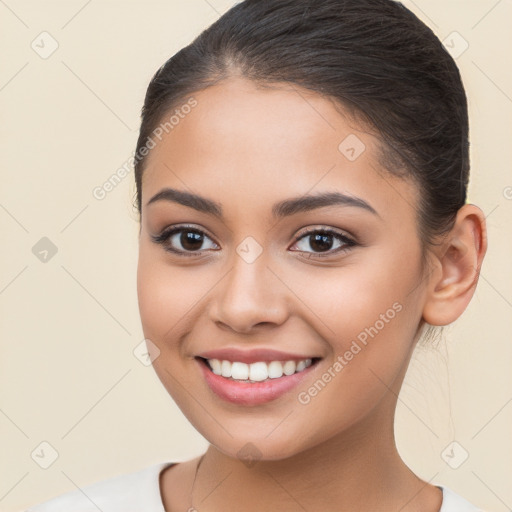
141, 77, 418, 225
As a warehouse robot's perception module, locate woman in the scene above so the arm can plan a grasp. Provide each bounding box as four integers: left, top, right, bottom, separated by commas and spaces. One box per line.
27, 0, 487, 510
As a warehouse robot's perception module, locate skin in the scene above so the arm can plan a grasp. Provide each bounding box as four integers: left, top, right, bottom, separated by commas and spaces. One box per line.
136, 76, 487, 512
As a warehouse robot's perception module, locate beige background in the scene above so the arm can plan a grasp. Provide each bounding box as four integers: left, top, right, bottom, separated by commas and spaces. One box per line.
0, 1, 511, 511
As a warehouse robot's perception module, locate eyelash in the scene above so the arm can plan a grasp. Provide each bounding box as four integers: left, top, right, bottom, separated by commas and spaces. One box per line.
150, 224, 357, 259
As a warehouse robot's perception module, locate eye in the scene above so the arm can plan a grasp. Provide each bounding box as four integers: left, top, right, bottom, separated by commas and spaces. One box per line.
151, 224, 356, 259
290, 227, 356, 258
150, 225, 219, 256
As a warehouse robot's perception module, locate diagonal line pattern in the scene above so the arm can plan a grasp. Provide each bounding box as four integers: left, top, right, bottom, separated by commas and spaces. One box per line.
0, 408, 29, 438
0, 265, 28, 295
471, 396, 512, 439
164, 367, 234, 438
471, 470, 511, 509
200, 0, 222, 17
60, 204, 89, 233
0, 203, 29, 232
0, 472, 29, 502
61, 61, 132, 130
0, 0, 28, 28
265, 409, 294, 439
288, 83, 337, 131
61, 265, 132, 335
61, 0, 93, 29
408, 0, 438, 27
472, 61, 512, 105
264, 470, 309, 511
61, 470, 105, 511
478, 272, 512, 308
197, 469, 233, 504
397, 472, 440, 512
61, 369, 131, 439
368, 367, 439, 438
483, 204, 499, 220
0, 62, 29, 92
471, 0, 503, 30
403, 251, 439, 302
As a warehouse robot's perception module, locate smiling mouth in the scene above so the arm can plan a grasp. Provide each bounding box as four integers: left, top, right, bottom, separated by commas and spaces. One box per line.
196, 356, 322, 383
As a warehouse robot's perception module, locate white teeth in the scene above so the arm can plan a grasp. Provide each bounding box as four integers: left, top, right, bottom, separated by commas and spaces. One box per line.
267, 361, 283, 379
209, 359, 222, 375
221, 360, 231, 378
249, 362, 268, 382
206, 358, 314, 382
282, 360, 296, 376
231, 362, 249, 380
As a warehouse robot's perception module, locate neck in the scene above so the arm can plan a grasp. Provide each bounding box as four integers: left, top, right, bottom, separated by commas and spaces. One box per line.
191, 395, 441, 512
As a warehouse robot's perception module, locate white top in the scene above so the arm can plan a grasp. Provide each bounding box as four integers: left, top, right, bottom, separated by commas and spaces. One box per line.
26, 461, 485, 512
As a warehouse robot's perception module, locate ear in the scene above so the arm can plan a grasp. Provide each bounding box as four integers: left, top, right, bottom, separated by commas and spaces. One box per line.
422, 204, 488, 326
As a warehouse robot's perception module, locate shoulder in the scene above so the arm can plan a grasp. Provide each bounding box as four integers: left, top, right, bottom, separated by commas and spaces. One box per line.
439, 486, 485, 512
25, 461, 175, 512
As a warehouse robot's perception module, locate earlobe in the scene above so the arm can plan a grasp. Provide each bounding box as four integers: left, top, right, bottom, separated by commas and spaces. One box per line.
422, 204, 487, 326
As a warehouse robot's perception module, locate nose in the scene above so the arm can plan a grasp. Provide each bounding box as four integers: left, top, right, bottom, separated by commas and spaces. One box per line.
209, 250, 289, 334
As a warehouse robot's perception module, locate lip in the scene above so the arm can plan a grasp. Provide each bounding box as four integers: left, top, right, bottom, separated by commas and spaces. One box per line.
196, 357, 320, 406
196, 347, 319, 364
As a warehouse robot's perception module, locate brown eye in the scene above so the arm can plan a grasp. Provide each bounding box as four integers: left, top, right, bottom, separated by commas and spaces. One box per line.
308, 233, 336, 252
179, 231, 205, 251
151, 225, 219, 256
291, 228, 356, 257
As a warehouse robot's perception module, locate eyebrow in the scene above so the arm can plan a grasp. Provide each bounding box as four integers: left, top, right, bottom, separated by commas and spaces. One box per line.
146, 187, 378, 219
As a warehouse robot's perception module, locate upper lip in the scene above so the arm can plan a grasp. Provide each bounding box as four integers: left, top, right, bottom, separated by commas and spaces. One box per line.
196, 347, 320, 364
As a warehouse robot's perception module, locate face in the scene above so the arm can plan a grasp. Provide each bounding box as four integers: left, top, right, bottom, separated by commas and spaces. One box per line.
136, 77, 429, 461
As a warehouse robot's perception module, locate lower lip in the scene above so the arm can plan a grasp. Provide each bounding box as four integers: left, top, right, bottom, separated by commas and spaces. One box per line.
196, 358, 319, 406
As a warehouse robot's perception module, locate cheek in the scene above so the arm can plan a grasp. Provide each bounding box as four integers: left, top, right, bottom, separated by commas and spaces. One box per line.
290, 248, 421, 345
136, 246, 198, 344
291, 246, 423, 402
289, 299, 419, 452
297, 271, 415, 390
136, 247, 201, 400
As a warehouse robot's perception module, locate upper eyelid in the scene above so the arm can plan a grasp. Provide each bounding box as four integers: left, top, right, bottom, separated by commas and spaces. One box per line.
156, 224, 353, 241
295, 226, 354, 239
155, 224, 216, 239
